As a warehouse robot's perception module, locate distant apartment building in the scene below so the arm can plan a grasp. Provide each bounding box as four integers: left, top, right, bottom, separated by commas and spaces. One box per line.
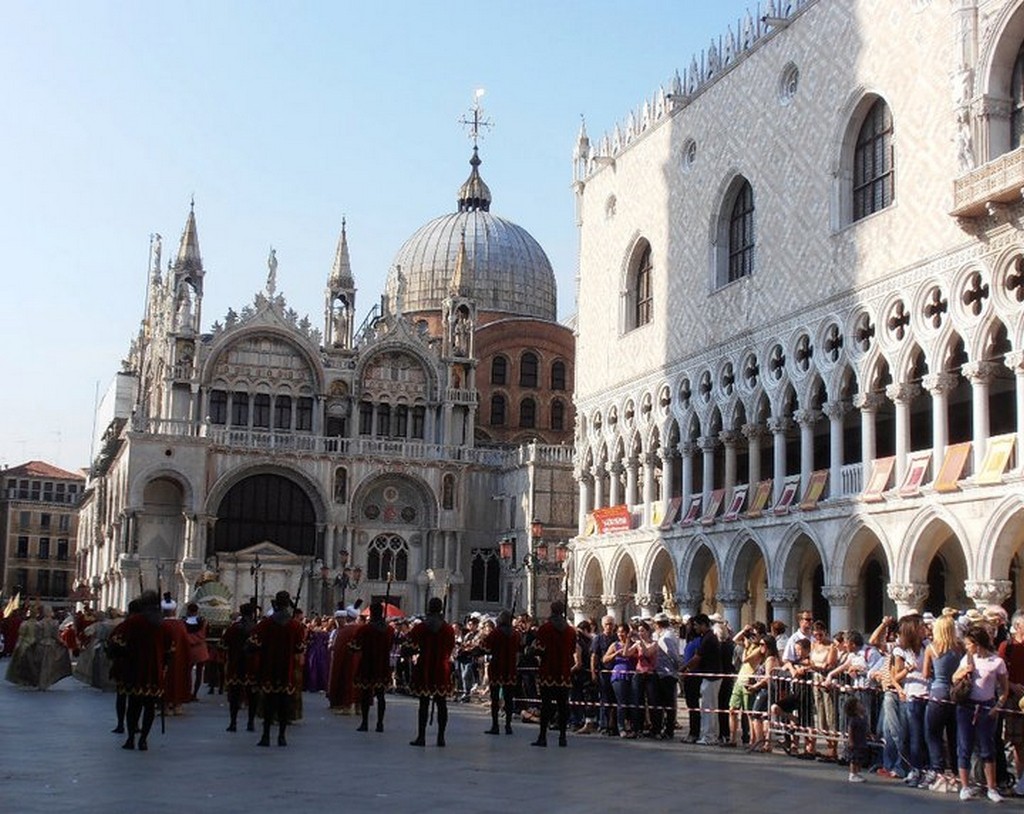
1, 461, 85, 609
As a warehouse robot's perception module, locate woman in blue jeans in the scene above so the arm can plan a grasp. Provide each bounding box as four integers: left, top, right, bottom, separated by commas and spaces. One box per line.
603, 623, 636, 737
954, 625, 1009, 802
892, 616, 928, 787
922, 613, 961, 791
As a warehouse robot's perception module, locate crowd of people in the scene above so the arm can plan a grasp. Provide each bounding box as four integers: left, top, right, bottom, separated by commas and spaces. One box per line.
5, 589, 1024, 801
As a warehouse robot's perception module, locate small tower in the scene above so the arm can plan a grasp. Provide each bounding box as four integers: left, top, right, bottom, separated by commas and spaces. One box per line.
170, 200, 204, 335
573, 115, 590, 186
325, 218, 356, 350
442, 228, 477, 362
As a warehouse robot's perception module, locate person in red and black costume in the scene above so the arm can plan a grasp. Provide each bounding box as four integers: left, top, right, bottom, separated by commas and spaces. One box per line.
249, 590, 306, 747
531, 600, 577, 747
407, 597, 456, 747
221, 601, 258, 733
107, 590, 172, 751
352, 601, 395, 733
481, 610, 521, 735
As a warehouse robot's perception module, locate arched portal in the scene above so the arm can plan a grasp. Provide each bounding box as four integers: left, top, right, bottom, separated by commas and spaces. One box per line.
213, 473, 317, 556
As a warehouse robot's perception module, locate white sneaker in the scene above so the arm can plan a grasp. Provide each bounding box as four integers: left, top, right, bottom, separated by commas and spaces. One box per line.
987, 788, 1003, 803
904, 769, 921, 786
849, 773, 865, 783
1014, 777, 1024, 796
960, 786, 982, 801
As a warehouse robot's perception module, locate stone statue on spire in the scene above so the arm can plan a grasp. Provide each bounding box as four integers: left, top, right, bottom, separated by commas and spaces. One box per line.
267, 247, 278, 295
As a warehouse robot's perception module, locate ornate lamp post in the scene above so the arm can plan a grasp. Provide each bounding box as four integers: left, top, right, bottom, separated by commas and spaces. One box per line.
333, 549, 362, 609
499, 520, 567, 618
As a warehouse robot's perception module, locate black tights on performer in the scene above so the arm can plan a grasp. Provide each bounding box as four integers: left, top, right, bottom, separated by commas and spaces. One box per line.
411, 695, 447, 746
534, 685, 569, 746
487, 684, 516, 733
358, 687, 387, 731
122, 695, 156, 750
258, 691, 291, 746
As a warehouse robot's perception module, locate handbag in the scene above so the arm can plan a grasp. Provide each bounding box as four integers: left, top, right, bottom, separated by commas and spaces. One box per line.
950, 673, 974, 705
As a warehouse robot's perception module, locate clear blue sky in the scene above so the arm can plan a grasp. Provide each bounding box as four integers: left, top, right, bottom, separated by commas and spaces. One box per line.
0, 0, 753, 472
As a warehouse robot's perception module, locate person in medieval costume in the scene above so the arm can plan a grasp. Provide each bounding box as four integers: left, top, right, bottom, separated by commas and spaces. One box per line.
221, 601, 258, 733
327, 605, 361, 714
351, 601, 394, 732
248, 590, 306, 747
5, 607, 40, 687
407, 597, 456, 747
481, 610, 521, 735
531, 600, 577, 748
107, 591, 172, 751
183, 602, 209, 700
34, 605, 72, 689
160, 596, 190, 714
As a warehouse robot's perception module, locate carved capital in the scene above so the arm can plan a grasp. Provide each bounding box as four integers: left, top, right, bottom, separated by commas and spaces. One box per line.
634, 593, 655, 608
886, 382, 921, 404
964, 579, 1012, 608
718, 429, 739, 447
699, 435, 719, 453
626, 456, 640, 472
673, 591, 702, 612
922, 372, 960, 395
659, 446, 676, 464
853, 392, 887, 412
1004, 350, 1024, 373
567, 596, 588, 613
793, 408, 822, 427
962, 361, 997, 385
767, 416, 792, 435
820, 584, 859, 606
679, 441, 697, 458
741, 422, 767, 442
766, 587, 799, 606
821, 401, 851, 422
716, 589, 749, 607
600, 594, 619, 608
608, 462, 622, 477
886, 582, 929, 608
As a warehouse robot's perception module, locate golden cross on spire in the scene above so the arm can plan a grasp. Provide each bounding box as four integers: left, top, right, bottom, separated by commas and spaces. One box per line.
458, 88, 493, 147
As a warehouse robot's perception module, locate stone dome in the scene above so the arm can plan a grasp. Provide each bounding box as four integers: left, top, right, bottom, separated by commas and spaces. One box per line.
385, 149, 557, 321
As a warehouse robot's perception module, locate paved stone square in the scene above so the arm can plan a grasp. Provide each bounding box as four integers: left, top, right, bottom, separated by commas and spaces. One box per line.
0, 677, 986, 813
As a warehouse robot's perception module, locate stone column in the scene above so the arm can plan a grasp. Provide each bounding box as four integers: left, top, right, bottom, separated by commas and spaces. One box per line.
609, 462, 622, 507
766, 588, 799, 630
822, 401, 849, 499
716, 589, 748, 631
577, 470, 592, 534
963, 361, 996, 473
641, 452, 656, 526
1006, 351, 1024, 473
681, 442, 695, 507
720, 429, 739, 498
965, 579, 1012, 610
593, 465, 606, 510
634, 593, 657, 617
742, 423, 765, 486
699, 435, 718, 504
659, 447, 676, 507
820, 584, 859, 633
793, 409, 821, 498
887, 582, 929, 618
673, 591, 702, 619
601, 593, 621, 623
923, 372, 958, 479
567, 595, 588, 625
625, 457, 639, 507
886, 383, 920, 486
767, 417, 791, 503
853, 392, 885, 474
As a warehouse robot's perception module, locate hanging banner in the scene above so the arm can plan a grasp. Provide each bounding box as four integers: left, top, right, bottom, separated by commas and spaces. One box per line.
592, 505, 632, 533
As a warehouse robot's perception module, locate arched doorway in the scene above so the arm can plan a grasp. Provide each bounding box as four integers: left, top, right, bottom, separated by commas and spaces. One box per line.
213, 473, 317, 556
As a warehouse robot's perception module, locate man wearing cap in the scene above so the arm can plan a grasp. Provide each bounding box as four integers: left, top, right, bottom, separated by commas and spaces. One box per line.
531, 600, 577, 747
651, 612, 681, 739
249, 590, 306, 747
408, 597, 456, 747
351, 601, 394, 733
327, 605, 361, 714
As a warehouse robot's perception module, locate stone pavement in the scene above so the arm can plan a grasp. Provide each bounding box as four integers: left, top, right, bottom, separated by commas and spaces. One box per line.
0, 676, 992, 814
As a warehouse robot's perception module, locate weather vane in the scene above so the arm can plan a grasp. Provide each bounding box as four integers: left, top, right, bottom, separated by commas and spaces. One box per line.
458, 88, 493, 147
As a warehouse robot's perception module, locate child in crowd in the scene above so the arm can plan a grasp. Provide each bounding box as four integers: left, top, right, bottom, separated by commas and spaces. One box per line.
845, 696, 868, 783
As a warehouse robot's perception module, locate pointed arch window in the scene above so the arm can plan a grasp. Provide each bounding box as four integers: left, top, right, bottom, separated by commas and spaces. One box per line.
274, 395, 292, 430
253, 394, 271, 428
853, 99, 894, 220
367, 534, 408, 581
442, 473, 456, 510
727, 181, 755, 283
209, 390, 227, 425
635, 243, 653, 326
520, 352, 539, 388
490, 394, 507, 426
411, 405, 425, 439
519, 397, 536, 429
394, 404, 408, 438
376, 403, 391, 436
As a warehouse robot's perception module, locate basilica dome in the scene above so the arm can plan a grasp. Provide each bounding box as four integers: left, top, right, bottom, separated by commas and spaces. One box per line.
385, 148, 557, 321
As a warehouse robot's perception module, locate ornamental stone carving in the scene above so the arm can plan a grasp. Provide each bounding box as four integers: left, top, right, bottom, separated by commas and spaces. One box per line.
1005, 351, 1024, 373
821, 401, 851, 422
853, 392, 887, 412
634, 593, 655, 609
600, 594, 619, 608
673, 591, 702, 612
716, 589, 749, 607
765, 588, 799, 605
793, 409, 822, 427
767, 416, 792, 435
965, 579, 1012, 607
962, 361, 997, 385
887, 582, 929, 608
922, 372, 960, 395
885, 383, 921, 404
699, 435, 719, 453
820, 584, 859, 605
741, 423, 767, 442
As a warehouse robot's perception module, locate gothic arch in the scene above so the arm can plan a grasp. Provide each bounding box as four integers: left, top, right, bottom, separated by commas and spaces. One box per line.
205, 463, 328, 524
976, 494, 1024, 578
721, 530, 769, 593
128, 464, 197, 513
202, 325, 325, 394
348, 471, 439, 530
897, 506, 971, 584
831, 513, 894, 586
773, 521, 827, 589
608, 545, 639, 597
678, 535, 720, 598
642, 544, 677, 603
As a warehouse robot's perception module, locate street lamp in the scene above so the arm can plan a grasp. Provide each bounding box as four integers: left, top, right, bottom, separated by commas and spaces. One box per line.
499, 522, 566, 618
334, 549, 362, 609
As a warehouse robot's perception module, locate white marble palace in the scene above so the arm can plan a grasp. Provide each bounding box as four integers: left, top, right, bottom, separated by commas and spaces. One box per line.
569, 0, 1024, 633
76, 128, 577, 620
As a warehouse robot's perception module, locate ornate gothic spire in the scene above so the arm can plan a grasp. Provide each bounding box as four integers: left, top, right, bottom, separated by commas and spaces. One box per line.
173, 198, 204, 287
457, 147, 491, 213
328, 217, 353, 289
449, 227, 473, 298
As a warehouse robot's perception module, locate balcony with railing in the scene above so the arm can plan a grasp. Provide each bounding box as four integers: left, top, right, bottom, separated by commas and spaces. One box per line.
951, 145, 1024, 219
